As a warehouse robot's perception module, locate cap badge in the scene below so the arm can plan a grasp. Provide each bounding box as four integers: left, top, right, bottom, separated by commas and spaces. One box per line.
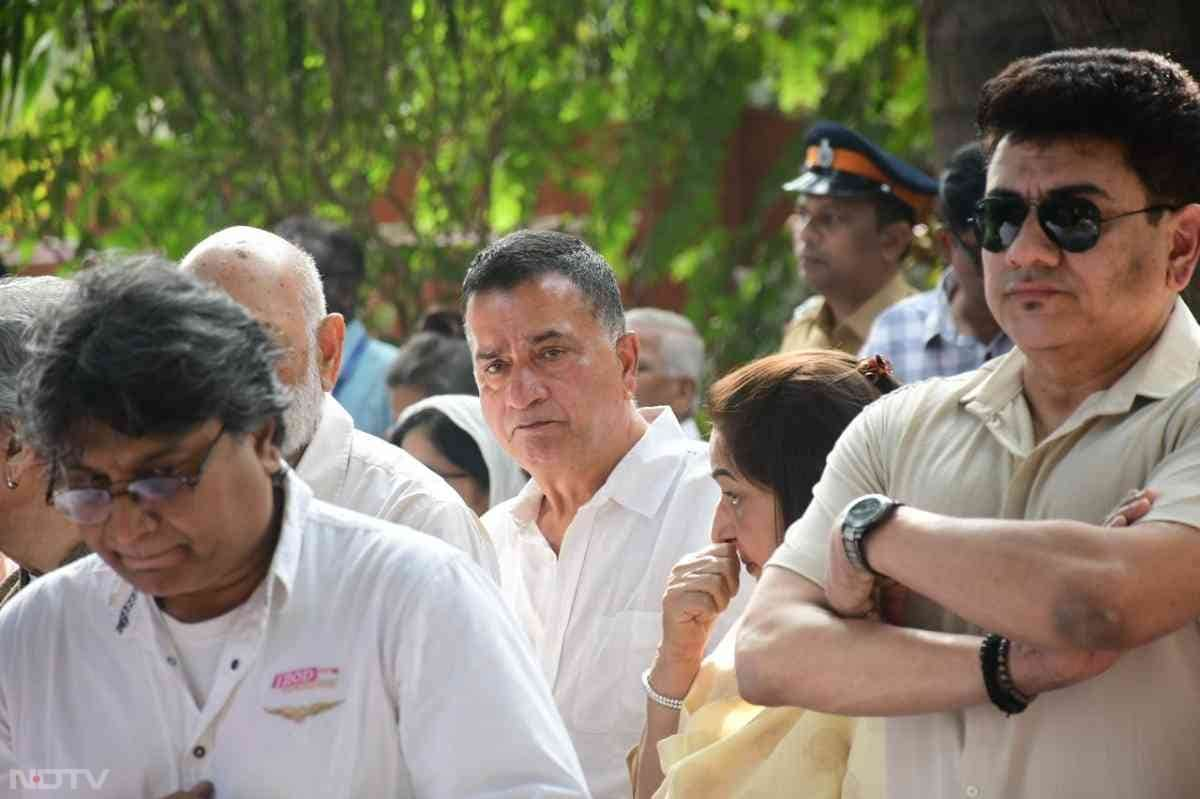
818, 138, 835, 168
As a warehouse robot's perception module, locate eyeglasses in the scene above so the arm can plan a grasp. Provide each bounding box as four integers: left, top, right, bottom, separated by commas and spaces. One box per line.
973, 194, 1177, 254
51, 427, 225, 525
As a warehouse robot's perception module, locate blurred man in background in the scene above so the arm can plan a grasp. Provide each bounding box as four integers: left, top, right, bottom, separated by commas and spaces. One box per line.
860, 142, 1013, 381
780, 122, 936, 355
625, 308, 705, 439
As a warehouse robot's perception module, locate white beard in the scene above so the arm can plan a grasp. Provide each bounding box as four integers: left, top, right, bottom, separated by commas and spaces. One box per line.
280, 356, 325, 461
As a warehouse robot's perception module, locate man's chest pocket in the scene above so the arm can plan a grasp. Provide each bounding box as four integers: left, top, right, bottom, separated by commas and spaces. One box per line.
568, 610, 660, 735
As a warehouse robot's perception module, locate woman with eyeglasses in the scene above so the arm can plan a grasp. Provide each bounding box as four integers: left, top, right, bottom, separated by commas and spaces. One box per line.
0, 276, 89, 611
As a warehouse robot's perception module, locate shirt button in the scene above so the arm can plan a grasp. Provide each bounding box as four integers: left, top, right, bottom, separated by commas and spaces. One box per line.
231, 659, 240, 670
966, 786, 980, 798
193, 746, 206, 759
166, 656, 178, 667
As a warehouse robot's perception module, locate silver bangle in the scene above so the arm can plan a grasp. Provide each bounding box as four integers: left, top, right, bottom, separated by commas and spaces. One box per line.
641, 667, 685, 711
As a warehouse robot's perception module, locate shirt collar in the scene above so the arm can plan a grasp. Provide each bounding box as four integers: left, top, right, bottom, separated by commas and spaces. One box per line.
842, 272, 914, 340
963, 297, 1200, 421
294, 394, 354, 496
505, 407, 691, 525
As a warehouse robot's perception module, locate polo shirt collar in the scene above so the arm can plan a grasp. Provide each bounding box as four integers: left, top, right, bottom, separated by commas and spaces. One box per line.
506, 407, 689, 525
294, 394, 354, 497
842, 272, 913, 341
963, 297, 1200, 428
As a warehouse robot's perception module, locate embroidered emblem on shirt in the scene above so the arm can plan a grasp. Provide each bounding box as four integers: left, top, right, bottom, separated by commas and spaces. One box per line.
264, 699, 343, 723
115, 591, 138, 634
270, 666, 341, 693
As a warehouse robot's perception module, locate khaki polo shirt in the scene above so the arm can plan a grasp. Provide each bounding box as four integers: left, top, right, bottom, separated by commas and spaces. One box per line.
780, 272, 916, 355
769, 297, 1200, 799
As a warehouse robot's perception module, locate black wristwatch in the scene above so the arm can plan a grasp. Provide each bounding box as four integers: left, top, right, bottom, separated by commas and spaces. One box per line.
839, 494, 903, 574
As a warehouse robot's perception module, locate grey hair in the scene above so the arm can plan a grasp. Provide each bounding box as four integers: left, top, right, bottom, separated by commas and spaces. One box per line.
17, 255, 289, 465
626, 307, 705, 412
292, 247, 327, 348
0, 276, 74, 421
462, 230, 626, 340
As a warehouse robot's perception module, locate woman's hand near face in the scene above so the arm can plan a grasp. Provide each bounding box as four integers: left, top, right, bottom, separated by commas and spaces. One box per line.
649, 542, 741, 698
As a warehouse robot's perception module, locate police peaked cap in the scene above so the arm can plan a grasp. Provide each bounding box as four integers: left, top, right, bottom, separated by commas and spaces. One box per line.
783, 121, 937, 220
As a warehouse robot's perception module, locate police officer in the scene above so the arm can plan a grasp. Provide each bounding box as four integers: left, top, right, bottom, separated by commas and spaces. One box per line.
780, 121, 937, 355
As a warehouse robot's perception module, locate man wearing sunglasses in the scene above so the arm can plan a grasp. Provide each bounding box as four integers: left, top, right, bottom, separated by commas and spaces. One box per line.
740, 48, 1200, 797
779, 121, 937, 355
860, 142, 1013, 382
0, 259, 589, 797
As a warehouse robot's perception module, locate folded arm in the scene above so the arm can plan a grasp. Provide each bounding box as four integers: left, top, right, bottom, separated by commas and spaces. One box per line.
863, 506, 1200, 651
736, 567, 1117, 713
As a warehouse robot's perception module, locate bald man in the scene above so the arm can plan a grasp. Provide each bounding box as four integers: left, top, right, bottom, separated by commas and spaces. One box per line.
182, 227, 499, 579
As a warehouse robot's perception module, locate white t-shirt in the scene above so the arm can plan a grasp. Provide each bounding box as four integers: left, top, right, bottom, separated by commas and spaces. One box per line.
159, 585, 261, 709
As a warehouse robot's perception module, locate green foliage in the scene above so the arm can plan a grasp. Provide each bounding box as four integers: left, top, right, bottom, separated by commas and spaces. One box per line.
1, 0, 929, 375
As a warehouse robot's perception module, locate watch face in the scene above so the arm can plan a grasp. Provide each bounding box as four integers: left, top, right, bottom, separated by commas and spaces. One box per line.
846, 495, 888, 528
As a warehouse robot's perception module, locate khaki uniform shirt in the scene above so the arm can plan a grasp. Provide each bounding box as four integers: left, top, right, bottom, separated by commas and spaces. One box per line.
780, 272, 916, 355
769, 298, 1200, 799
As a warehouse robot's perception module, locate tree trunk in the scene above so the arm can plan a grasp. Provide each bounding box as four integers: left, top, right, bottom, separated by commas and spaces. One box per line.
922, 0, 1054, 166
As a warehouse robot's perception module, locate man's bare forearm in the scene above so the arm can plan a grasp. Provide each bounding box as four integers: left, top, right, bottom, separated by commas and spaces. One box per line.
865, 508, 1199, 650
736, 568, 987, 715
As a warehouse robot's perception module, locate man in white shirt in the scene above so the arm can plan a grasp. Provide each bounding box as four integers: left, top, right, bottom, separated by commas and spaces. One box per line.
463, 230, 747, 799
181, 226, 498, 579
0, 258, 588, 798
625, 308, 706, 440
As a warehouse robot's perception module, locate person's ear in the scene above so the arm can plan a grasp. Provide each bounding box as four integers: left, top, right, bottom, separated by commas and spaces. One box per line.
616, 331, 640, 399
1165, 204, 1200, 292
878, 221, 914, 266
252, 417, 284, 473
315, 313, 346, 392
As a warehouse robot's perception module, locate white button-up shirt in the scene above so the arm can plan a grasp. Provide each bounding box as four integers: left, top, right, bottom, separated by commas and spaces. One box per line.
0, 472, 588, 798
297, 394, 499, 581
483, 408, 747, 799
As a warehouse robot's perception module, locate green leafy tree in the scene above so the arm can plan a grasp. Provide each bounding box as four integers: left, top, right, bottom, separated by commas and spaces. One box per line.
2, 0, 929, 374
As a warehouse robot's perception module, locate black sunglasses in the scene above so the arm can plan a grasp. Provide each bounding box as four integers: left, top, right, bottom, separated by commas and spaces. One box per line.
973, 195, 1177, 254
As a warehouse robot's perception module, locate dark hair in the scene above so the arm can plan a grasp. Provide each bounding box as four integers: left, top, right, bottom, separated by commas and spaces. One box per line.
938, 142, 987, 234
273, 216, 365, 319
462, 229, 625, 339
386, 331, 477, 396
708, 350, 899, 532
390, 408, 489, 493
873, 192, 916, 228
419, 308, 466, 339
977, 48, 1200, 206
17, 255, 288, 466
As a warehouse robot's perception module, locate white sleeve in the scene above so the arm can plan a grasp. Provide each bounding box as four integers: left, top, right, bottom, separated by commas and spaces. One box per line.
390, 556, 589, 798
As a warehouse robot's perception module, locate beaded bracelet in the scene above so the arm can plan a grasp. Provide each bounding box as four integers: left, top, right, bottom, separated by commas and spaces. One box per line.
979, 633, 1033, 715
